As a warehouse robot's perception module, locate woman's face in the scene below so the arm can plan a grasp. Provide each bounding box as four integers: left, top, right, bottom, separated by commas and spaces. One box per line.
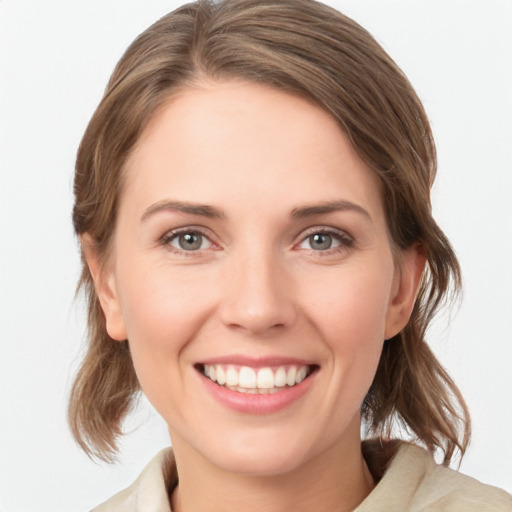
92, 81, 421, 475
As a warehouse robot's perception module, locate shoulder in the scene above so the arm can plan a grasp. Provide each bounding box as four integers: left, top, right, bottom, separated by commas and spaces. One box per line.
90, 448, 176, 512
409, 447, 512, 512
358, 441, 512, 511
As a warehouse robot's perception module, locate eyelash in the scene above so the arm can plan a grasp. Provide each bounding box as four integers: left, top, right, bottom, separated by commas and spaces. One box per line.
295, 227, 354, 256
159, 226, 354, 256
160, 227, 216, 255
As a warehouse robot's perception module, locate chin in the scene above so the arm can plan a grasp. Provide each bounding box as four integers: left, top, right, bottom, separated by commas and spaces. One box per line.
195, 427, 319, 477
216, 448, 308, 477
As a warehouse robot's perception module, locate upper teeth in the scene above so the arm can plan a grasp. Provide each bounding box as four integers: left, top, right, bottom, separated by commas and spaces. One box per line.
203, 364, 310, 391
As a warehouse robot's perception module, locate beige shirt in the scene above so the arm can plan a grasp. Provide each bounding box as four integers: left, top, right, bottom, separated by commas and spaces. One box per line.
92, 443, 512, 511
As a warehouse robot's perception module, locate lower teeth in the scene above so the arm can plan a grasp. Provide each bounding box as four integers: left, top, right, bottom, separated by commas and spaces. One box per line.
222, 384, 292, 394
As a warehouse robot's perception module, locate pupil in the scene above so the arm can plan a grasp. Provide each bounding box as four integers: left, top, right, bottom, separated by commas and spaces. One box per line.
311, 233, 332, 250
179, 232, 202, 250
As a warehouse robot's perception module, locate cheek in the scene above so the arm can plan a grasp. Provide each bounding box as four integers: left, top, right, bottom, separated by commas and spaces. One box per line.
304, 261, 394, 347
114, 260, 215, 399
118, 256, 214, 334
301, 259, 394, 399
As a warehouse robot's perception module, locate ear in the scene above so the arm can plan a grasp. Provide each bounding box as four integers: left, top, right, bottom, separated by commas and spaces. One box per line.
81, 234, 128, 341
384, 244, 426, 340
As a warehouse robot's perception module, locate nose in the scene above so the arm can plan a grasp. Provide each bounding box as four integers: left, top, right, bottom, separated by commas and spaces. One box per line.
218, 248, 297, 336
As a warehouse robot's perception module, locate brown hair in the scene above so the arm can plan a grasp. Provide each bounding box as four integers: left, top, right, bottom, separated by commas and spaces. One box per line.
69, 0, 470, 463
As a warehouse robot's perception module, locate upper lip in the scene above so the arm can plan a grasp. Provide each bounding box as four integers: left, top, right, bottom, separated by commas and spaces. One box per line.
197, 355, 317, 368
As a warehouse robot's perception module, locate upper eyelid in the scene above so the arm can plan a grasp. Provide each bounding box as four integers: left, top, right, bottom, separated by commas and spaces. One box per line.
162, 225, 214, 238
296, 225, 353, 241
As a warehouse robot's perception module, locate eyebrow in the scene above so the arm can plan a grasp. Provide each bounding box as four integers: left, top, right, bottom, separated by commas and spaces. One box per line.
291, 200, 372, 222
140, 198, 372, 223
141, 200, 225, 222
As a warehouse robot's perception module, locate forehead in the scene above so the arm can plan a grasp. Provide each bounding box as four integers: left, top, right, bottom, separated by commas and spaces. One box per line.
122, 81, 384, 221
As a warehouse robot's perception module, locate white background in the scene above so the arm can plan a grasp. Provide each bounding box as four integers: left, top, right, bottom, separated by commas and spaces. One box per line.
1, 1, 511, 510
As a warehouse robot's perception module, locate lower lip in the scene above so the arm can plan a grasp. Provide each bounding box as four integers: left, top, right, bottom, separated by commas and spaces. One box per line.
199, 370, 316, 414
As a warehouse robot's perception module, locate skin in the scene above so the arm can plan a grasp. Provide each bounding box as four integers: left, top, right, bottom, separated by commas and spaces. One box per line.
84, 81, 425, 511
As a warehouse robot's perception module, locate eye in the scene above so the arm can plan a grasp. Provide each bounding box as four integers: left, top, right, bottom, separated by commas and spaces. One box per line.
164, 230, 213, 252
296, 228, 353, 253
303, 232, 340, 251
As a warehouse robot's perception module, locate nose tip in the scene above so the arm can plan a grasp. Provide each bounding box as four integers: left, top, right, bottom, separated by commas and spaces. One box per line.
224, 305, 286, 335
218, 258, 296, 336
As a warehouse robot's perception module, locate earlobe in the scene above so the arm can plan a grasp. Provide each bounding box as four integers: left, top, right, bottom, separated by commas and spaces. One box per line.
81, 234, 128, 341
384, 245, 426, 340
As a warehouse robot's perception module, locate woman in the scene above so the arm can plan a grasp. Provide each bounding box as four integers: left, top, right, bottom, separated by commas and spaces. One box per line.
68, 0, 511, 510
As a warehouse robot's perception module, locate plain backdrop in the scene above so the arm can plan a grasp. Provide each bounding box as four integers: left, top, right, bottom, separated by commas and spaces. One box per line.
1, 1, 511, 510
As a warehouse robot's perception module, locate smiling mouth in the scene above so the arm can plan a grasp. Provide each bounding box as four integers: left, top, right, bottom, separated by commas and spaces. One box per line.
196, 363, 318, 395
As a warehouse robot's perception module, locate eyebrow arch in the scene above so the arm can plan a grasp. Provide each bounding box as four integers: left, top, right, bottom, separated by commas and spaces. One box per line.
141, 200, 225, 222
291, 200, 372, 222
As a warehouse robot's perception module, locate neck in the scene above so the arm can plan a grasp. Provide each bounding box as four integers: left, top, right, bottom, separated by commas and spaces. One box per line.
170, 425, 374, 512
